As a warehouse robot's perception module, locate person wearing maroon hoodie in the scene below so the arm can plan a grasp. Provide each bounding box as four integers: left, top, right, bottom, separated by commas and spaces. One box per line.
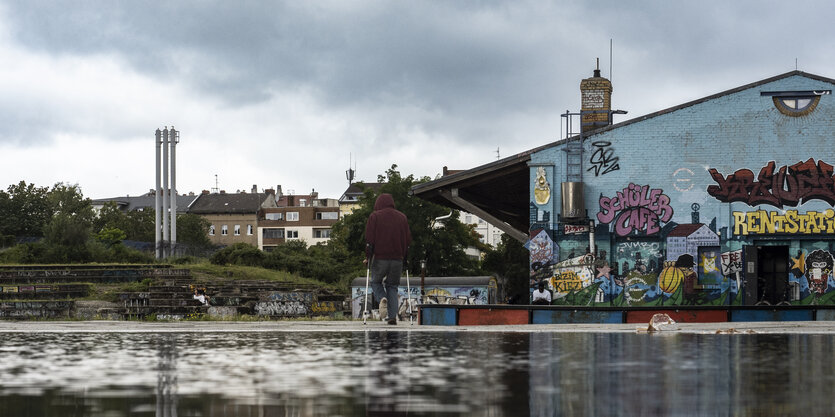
365, 193, 412, 325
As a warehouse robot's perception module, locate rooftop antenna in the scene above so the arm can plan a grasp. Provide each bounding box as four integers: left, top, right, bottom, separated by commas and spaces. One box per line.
346, 153, 356, 185
496, 147, 500, 160
610, 38, 613, 81
212, 174, 219, 193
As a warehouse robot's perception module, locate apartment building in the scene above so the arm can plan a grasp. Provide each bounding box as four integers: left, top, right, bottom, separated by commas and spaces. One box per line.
258, 191, 340, 250
188, 189, 278, 247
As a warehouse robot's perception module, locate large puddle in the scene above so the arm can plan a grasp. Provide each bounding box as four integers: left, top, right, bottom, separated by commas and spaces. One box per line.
0, 331, 833, 416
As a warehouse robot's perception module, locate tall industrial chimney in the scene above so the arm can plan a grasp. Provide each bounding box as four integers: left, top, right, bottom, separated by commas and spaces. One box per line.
154, 126, 179, 259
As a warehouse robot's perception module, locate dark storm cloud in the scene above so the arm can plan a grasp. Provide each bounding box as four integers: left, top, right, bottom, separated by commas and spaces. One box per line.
4, 0, 835, 152
5, 1, 571, 115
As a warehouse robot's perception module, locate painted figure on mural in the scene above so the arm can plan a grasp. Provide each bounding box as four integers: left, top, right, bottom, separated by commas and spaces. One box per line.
534, 166, 551, 205
805, 250, 833, 295
675, 254, 700, 305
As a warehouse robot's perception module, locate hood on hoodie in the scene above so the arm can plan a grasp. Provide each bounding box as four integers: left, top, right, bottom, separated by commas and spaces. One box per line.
374, 193, 396, 211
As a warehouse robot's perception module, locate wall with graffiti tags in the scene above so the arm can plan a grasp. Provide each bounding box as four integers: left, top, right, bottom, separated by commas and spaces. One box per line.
527, 73, 835, 307
350, 277, 497, 318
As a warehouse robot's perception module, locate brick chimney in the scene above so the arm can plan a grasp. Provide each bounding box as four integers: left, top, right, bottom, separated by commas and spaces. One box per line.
580, 58, 613, 133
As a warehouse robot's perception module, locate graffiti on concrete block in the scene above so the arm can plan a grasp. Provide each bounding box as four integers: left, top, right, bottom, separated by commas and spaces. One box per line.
708, 159, 835, 208
598, 183, 673, 236
311, 301, 336, 313
587, 141, 620, 176
255, 301, 309, 316
265, 292, 313, 303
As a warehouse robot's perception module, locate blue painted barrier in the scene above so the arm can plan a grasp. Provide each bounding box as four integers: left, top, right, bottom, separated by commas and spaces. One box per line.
531, 309, 623, 324
731, 309, 813, 322
421, 307, 457, 325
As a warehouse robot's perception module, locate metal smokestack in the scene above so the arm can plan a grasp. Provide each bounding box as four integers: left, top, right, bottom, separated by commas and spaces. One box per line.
170, 127, 178, 252
162, 128, 170, 257
155, 129, 162, 259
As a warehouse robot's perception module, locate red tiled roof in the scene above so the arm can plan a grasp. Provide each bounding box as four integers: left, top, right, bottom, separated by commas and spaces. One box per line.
667, 223, 705, 237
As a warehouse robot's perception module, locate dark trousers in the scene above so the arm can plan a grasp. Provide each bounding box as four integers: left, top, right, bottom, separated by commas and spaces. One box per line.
371, 259, 401, 320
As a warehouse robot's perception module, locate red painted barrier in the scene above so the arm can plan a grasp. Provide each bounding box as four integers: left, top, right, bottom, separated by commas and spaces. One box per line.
625, 309, 728, 323
459, 308, 529, 325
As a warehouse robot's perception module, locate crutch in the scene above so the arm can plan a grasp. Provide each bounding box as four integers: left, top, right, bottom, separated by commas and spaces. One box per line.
406, 269, 414, 325
362, 258, 372, 324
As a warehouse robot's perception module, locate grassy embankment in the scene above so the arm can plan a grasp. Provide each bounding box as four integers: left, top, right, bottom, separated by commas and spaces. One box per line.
87, 260, 347, 303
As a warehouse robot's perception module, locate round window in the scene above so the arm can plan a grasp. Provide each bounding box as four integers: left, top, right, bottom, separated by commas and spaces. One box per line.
772, 96, 820, 116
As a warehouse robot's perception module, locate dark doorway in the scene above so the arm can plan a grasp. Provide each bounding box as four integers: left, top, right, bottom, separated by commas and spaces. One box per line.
757, 246, 789, 305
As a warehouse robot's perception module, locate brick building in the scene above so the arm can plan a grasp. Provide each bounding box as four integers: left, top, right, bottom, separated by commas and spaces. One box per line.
414, 70, 835, 307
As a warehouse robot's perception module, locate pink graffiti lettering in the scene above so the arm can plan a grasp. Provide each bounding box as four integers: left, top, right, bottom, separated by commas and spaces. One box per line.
598, 183, 673, 236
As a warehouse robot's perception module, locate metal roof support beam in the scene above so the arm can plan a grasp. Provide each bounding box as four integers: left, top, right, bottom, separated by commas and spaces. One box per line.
439, 188, 529, 244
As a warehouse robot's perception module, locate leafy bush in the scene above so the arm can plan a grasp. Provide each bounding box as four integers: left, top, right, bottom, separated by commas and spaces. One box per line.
210, 243, 266, 266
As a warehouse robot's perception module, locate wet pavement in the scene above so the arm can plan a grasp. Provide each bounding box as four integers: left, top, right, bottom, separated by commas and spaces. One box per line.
2, 319, 835, 334
2, 320, 835, 416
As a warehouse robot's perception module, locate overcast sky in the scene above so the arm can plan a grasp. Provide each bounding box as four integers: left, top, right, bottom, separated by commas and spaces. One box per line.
1, 1, 833, 199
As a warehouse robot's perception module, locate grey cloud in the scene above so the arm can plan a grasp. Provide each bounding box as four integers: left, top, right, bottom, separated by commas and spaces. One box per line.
5, 2, 576, 114
5, 0, 835, 150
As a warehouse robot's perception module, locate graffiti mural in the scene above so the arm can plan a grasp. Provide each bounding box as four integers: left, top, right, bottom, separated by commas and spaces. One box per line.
587, 141, 620, 176
708, 159, 835, 208
720, 250, 743, 276
534, 166, 551, 205
529, 229, 558, 284
732, 209, 835, 235
547, 255, 597, 304
666, 224, 720, 262
615, 241, 663, 275
598, 183, 673, 236
805, 250, 834, 295
351, 283, 490, 318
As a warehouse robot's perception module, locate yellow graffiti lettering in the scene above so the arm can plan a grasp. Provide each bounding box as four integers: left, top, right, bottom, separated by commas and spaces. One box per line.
733, 210, 835, 235
550, 270, 584, 293
733, 212, 747, 236
311, 301, 336, 313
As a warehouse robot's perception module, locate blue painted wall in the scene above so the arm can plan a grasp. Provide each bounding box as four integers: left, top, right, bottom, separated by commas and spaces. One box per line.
528, 73, 835, 307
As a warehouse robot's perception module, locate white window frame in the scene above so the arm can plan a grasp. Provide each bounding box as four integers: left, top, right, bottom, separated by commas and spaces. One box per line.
316, 211, 338, 220
263, 228, 284, 239
221, 225, 228, 235
286, 230, 299, 239
265, 213, 283, 220
314, 229, 332, 239
247, 224, 253, 235
234, 225, 241, 236
286, 212, 299, 221
209, 225, 215, 236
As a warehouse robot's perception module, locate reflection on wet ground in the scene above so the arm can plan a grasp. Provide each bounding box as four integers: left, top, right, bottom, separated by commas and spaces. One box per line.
0, 331, 833, 416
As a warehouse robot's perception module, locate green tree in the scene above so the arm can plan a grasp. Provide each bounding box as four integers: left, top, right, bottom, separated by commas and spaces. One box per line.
93, 202, 155, 242
96, 227, 127, 247
126, 209, 156, 242
176, 213, 212, 248
42, 183, 95, 262
482, 234, 530, 302
330, 164, 484, 276
0, 181, 51, 238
